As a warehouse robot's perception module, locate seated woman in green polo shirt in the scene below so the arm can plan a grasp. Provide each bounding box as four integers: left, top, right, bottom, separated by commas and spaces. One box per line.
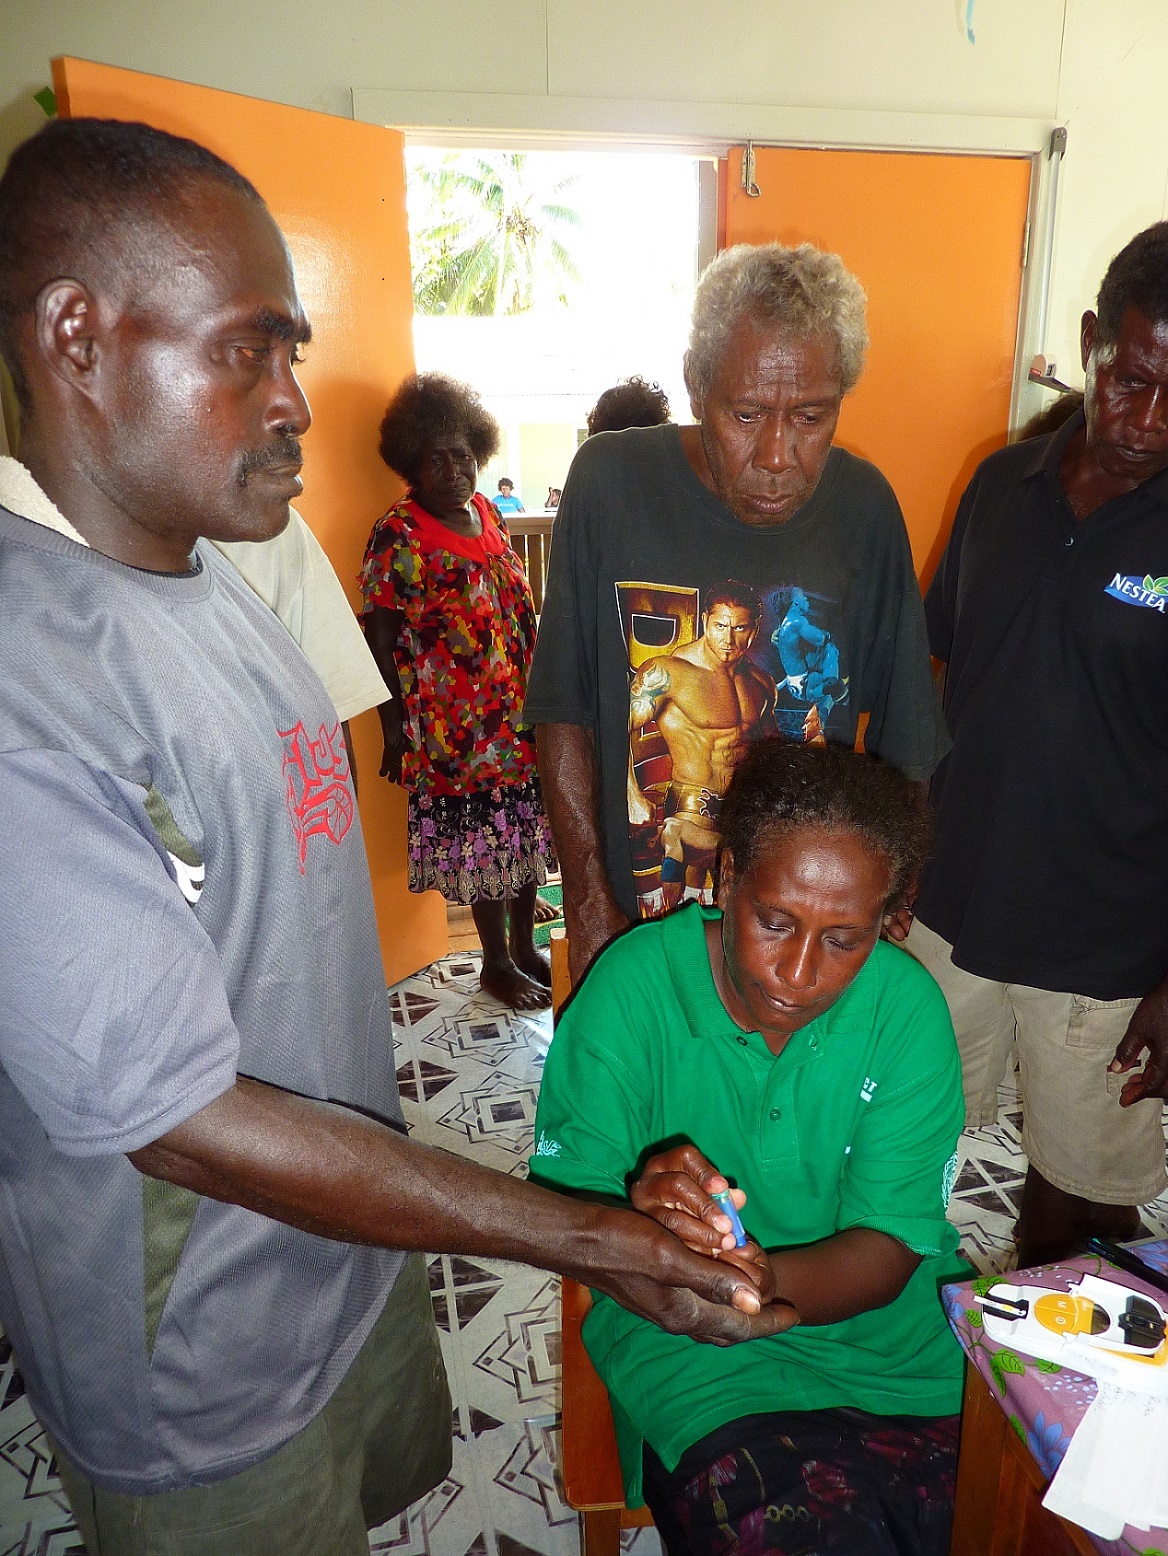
531, 739, 967, 1556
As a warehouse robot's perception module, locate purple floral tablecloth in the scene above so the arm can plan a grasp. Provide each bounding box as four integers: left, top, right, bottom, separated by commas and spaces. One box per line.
943, 1240, 1168, 1556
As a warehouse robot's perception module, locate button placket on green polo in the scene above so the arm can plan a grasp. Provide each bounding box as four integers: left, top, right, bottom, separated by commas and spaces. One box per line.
740, 1028, 821, 1168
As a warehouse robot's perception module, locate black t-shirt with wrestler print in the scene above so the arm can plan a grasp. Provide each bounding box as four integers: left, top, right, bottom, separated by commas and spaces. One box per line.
525, 424, 947, 922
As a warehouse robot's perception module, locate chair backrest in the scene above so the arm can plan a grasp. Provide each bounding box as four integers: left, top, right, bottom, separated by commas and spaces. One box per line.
554, 934, 655, 1549
550, 931, 571, 1015
560, 1278, 629, 1510
560, 1276, 654, 1545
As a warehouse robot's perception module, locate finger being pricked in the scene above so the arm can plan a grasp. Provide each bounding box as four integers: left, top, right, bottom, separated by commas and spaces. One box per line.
635, 1238, 796, 1344
712, 1238, 776, 1303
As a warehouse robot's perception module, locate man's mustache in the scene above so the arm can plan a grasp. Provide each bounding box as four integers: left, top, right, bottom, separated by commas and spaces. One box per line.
238, 437, 303, 484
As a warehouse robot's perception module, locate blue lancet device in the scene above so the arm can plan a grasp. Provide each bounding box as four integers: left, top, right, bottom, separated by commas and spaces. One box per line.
710, 1189, 749, 1248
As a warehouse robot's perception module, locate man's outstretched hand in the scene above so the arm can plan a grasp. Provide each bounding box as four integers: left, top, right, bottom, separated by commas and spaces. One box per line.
130, 1075, 795, 1346
1111, 978, 1168, 1105
582, 1197, 797, 1346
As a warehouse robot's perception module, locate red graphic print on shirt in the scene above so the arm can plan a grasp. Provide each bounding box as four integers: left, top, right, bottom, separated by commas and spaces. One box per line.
279, 720, 354, 871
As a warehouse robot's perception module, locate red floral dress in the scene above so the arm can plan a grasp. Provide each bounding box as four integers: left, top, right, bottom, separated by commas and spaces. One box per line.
359, 493, 554, 901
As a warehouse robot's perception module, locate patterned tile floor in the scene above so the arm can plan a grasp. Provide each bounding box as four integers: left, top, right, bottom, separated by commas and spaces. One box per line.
4, 949, 1168, 1555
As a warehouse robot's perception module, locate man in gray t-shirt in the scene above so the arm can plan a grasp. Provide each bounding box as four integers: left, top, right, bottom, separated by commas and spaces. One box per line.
0, 119, 791, 1549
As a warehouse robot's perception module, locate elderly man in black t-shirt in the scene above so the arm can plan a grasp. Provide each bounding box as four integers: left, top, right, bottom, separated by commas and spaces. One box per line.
908, 223, 1168, 1267
527, 243, 947, 982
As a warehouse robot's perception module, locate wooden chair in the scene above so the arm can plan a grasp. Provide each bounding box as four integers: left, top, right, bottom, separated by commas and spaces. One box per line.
549, 933, 657, 1556
549, 930, 572, 1016
561, 1276, 655, 1556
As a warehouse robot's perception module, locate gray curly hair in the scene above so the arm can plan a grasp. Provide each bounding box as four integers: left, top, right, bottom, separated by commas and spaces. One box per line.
686, 243, 868, 400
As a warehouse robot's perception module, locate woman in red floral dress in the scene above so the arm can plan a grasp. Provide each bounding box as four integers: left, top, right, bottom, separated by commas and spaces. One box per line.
360, 374, 555, 1011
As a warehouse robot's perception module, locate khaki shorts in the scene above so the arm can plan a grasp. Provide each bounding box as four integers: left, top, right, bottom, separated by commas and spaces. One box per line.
53, 1252, 452, 1556
906, 918, 1167, 1206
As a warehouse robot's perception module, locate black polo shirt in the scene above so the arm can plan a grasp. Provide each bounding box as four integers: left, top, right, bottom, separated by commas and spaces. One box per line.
915, 412, 1168, 999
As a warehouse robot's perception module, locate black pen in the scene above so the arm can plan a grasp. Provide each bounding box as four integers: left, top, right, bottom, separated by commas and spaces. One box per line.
1082, 1236, 1168, 1301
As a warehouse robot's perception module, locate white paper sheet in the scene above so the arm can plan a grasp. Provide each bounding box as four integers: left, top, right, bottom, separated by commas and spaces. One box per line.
1042, 1381, 1168, 1538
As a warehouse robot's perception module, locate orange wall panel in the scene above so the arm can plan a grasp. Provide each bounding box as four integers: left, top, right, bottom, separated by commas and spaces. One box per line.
725, 146, 1031, 584
53, 56, 447, 985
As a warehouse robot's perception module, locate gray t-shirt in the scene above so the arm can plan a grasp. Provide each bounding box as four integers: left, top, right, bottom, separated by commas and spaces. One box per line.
0, 506, 405, 1494
525, 425, 948, 921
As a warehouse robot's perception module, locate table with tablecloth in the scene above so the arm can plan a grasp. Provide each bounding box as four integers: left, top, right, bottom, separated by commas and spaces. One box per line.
944, 1241, 1168, 1555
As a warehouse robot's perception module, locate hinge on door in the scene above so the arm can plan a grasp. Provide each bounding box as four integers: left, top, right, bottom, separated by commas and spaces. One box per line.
741, 141, 760, 199
1021, 217, 1031, 270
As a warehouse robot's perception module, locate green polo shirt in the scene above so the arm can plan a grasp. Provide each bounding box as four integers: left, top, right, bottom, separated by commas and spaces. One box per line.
531, 903, 967, 1504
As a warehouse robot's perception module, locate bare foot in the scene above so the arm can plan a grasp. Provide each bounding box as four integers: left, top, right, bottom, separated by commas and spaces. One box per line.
479, 960, 551, 1011
534, 894, 560, 924
510, 944, 552, 987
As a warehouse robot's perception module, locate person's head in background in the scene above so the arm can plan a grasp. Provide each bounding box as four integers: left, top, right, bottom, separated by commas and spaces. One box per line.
586, 376, 671, 436
684, 242, 867, 527
1077, 222, 1168, 484
493, 476, 524, 514
546, 487, 561, 509
1017, 391, 1085, 441
378, 372, 498, 524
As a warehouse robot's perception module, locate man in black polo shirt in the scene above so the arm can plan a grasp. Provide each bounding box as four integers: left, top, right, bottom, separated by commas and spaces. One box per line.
907, 223, 1168, 1267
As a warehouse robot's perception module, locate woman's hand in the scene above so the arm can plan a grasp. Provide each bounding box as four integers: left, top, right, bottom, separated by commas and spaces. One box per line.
363, 607, 406, 784
379, 738, 404, 785
630, 1144, 777, 1305
376, 703, 405, 784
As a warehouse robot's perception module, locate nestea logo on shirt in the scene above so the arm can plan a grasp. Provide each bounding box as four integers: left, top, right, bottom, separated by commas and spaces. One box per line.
1104, 573, 1168, 612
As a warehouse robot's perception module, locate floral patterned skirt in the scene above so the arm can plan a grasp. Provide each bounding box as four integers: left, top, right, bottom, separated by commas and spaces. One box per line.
642, 1408, 960, 1556
407, 777, 556, 905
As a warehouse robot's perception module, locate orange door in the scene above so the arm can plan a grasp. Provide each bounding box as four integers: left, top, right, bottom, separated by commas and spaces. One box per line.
53, 56, 448, 984
724, 146, 1032, 583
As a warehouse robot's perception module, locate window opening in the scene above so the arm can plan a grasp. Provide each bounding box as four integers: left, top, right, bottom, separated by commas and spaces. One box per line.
405, 146, 705, 514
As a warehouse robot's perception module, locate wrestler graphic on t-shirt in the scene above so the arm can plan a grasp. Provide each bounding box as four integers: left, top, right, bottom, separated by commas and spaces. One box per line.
773, 586, 849, 732
627, 580, 775, 912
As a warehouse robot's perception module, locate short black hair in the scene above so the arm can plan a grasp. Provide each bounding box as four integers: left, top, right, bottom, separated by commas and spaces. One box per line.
378, 372, 500, 483
1095, 223, 1168, 353
498, 477, 514, 490
704, 578, 761, 625
719, 739, 930, 907
587, 376, 671, 435
0, 117, 262, 407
